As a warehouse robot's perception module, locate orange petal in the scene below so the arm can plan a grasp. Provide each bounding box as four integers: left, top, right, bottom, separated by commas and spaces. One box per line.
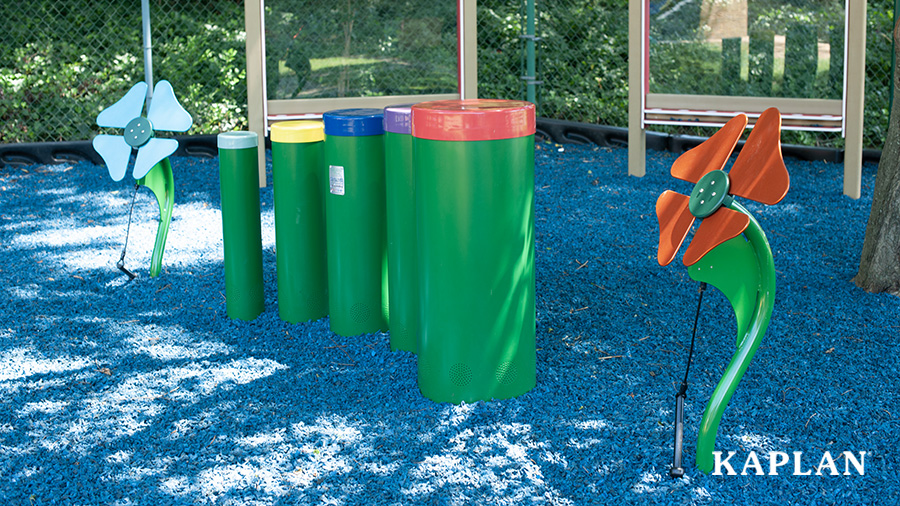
671, 113, 748, 184
683, 206, 750, 266
656, 191, 695, 266
728, 107, 790, 205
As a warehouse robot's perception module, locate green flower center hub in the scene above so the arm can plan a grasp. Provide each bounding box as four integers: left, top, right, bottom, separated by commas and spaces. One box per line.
689, 169, 732, 218
125, 117, 154, 148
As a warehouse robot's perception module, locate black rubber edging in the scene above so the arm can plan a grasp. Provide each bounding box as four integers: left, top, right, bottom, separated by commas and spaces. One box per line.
0, 120, 881, 169
0, 134, 220, 169
535, 117, 670, 152
535, 118, 882, 164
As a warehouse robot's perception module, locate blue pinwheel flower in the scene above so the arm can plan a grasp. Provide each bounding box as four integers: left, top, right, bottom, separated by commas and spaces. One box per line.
92, 80, 192, 181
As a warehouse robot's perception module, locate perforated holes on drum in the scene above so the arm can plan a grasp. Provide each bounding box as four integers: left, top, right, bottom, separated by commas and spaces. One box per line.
449, 363, 473, 387
350, 303, 371, 324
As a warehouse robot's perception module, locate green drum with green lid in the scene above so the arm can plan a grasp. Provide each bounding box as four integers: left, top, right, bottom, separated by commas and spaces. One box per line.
271, 120, 328, 323
323, 108, 388, 337
384, 104, 417, 353
412, 99, 536, 403
217, 131, 265, 321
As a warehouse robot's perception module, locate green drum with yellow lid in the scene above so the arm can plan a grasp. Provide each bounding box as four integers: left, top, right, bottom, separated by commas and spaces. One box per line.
270, 120, 328, 323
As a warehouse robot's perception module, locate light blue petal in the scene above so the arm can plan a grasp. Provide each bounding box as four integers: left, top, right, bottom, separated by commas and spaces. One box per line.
133, 138, 178, 180
96, 82, 148, 128
147, 80, 193, 132
92, 134, 133, 182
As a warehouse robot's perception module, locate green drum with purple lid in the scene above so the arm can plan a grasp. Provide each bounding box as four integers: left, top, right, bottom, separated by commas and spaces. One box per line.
384, 104, 417, 353
217, 131, 265, 321
323, 108, 388, 337
412, 99, 536, 403
270, 120, 328, 323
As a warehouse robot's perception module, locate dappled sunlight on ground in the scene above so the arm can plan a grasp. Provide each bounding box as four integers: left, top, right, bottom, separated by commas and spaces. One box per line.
0, 148, 897, 504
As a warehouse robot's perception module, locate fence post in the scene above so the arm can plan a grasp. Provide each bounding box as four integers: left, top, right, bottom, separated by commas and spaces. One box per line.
783, 24, 818, 98
830, 27, 844, 100
721, 37, 742, 96
845, 0, 867, 199
748, 35, 774, 96
525, 0, 537, 104
627, 0, 646, 177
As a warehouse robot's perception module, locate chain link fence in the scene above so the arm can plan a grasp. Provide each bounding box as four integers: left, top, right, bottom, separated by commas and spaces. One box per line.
0, 0, 247, 144
478, 0, 630, 127
477, 0, 895, 150
263, 0, 458, 101
0, 0, 894, 151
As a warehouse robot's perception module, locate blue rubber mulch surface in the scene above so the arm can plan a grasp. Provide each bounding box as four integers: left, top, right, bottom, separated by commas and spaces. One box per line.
0, 142, 896, 505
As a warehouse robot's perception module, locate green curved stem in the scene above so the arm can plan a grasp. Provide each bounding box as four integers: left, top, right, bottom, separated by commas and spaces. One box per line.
687, 201, 776, 473
136, 157, 174, 277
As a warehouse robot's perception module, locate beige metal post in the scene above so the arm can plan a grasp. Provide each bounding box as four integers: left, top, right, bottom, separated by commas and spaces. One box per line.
460, 0, 478, 98
244, 0, 267, 187
243, 0, 476, 187
844, 0, 867, 199
628, 0, 646, 177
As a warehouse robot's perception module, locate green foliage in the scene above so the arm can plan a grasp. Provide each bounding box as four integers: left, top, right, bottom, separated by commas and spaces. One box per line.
0, 42, 136, 142
0, 0, 894, 152
477, 1, 525, 103
864, 0, 895, 149
748, 0, 844, 36
538, 0, 629, 125
646, 0, 892, 149
0, 0, 246, 143
477, 0, 629, 126
153, 11, 248, 134
650, 41, 723, 96
262, 0, 457, 100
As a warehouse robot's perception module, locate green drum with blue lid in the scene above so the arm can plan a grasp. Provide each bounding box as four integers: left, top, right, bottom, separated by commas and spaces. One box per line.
217, 131, 265, 321
323, 108, 388, 337
412, 99, 536, 403
271, 120, 328, 323
384, 104, 417, 353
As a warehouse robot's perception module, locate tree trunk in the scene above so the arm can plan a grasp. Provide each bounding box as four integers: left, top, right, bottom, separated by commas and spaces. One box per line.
853, 19, 900, 293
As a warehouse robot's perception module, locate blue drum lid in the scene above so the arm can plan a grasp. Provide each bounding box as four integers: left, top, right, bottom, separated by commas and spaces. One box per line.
323, 108, 385, 137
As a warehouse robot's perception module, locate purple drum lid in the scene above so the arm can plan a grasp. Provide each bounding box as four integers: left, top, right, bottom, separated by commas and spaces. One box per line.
383, 104, 415, 134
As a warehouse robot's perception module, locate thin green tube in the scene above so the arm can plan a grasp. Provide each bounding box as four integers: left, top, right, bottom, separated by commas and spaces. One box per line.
415, 136, 536, 403
385, 131, 416, 352
324, 134, 388, 336
218, 135, 265, 321
272, 139, 328, 323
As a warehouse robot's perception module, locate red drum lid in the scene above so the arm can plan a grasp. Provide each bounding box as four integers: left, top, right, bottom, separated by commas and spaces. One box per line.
412, 100, 535, 141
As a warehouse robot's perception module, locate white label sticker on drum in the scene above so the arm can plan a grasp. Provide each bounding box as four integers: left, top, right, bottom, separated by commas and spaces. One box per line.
329, 165, 345, 195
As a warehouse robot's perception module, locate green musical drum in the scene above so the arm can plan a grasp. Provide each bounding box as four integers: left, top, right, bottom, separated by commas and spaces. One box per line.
270, 120, 328, 323
217, 131, 265, 321
412, 100, 536, 403
383, 104, 417, 353
323, 109, 388, 337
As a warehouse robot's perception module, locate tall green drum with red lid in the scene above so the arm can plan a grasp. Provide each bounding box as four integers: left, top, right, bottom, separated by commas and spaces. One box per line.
384, 104, 417, 353
323, 108, 388, 336
217, 131, 265, 321
412, 99, 536, 403
270, 120, 328, 323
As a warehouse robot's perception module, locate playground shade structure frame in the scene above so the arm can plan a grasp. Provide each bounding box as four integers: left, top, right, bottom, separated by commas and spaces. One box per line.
243, 0, 478, 186
627, 0, 868, 199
